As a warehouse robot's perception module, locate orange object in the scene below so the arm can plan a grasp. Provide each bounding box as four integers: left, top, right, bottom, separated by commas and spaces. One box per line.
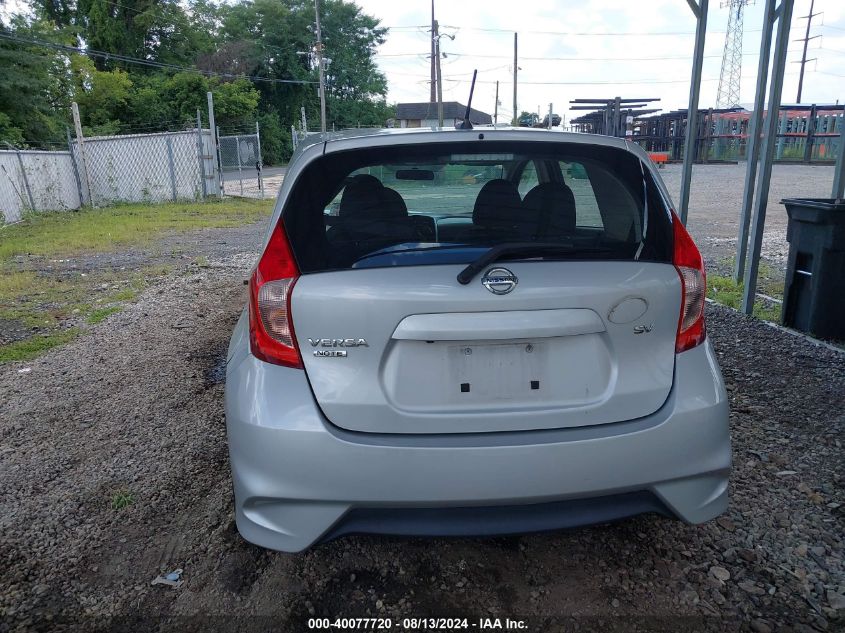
648, 152, 670, 166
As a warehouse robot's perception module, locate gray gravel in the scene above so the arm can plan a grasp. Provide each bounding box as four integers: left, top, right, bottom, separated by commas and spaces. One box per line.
1, 221, 843, 632
660, 163, 836, 273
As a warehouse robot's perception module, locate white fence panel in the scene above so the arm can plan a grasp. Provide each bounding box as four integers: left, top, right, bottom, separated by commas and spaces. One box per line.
0, 150, 81, 223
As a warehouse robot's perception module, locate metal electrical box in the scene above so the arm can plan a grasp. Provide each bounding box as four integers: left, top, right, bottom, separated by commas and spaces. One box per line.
781, 198, 845, 340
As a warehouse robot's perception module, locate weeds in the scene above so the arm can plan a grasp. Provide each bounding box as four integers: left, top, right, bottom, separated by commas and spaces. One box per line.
0, 329, 80, 363
110, 489, 134, 511
708, 274, 782, 323
86, 306, 122, 324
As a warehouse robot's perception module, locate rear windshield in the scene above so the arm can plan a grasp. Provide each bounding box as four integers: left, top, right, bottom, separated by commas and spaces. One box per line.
282, 141, 673, 273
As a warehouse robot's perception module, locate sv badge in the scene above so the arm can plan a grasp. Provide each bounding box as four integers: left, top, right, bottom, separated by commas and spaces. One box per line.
633, 323, 654, 334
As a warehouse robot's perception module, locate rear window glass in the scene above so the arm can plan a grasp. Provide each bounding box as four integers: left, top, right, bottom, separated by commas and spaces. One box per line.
282, 141, 672, 273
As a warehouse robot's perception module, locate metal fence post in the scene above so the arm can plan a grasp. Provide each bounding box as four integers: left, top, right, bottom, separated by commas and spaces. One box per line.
207, 92, 223, 199
833, 124, 845, 201
165, 136, 178, 201
9, 145, 36, 211
734, 0, 777, 283
741, 0, 795, 314
803, 104, 817, 163
678, 0, 709, 225
65, 127, 84, 209
235, 135, 244, 197
216, 126, 225, 197
255, 122, 264, 199
196, 109, 207, 199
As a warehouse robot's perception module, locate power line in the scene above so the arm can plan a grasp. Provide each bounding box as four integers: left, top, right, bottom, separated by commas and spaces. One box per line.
0, 32, 318, 85
437, 24, 758, 36
433, 71, 801, 86
376, 51, 798, 62
446, 76, 724, 85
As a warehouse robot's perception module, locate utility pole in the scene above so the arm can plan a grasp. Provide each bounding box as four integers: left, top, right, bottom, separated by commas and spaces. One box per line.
314, 0, 327, 132
512, 33, 518, 126
435, 20, 444, 127
795, 0, 820, 103
494, 81, 499, 126
547, 103, 553, 129
430, 0, 436, 102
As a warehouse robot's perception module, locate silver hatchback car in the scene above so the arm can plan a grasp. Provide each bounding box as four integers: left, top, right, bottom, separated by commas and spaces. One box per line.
225, 128, 731, 552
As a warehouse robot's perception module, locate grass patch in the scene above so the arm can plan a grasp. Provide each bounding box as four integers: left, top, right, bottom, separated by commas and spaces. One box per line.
0, 271, 38, 302
109, 288, 138, 302
87, 306, 122, 324
709, 274, 782, 323
1, 198, 268, 362
0, 198, 272, 260
110, 489, 134, 510
0, 328, 79, 362
0, 265, 174, 363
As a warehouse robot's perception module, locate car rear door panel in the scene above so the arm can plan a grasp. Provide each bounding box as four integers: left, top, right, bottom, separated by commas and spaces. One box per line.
292, 261, 680, 434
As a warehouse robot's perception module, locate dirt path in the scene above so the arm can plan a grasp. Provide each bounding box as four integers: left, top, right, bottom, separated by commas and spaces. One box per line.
0, 222, 843, 632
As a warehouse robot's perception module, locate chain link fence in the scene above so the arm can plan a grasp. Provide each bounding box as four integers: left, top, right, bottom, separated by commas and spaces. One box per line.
70, 126, 218, 208
1, 115, 262, 223
217, 129, 264, 198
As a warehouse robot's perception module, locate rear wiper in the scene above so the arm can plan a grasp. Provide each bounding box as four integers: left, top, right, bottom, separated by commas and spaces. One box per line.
457, 242, 615, 285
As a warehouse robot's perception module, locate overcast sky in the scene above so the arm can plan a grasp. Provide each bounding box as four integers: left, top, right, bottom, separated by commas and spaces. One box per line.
360, 0, 845, 122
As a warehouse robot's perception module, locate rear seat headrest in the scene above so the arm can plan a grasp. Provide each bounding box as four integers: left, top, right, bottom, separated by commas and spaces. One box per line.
522, 182, 577, 235
472, 179, 523, 229
339, 175, 408, 220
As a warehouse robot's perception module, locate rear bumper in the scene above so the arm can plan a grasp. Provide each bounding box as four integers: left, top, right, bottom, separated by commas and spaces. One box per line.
225, 336, 731, 552
317, 491, 671, 544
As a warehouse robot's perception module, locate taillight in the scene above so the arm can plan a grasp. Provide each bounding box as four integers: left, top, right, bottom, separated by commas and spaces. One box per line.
248, 221, 303, 368
672, 211, 706, 353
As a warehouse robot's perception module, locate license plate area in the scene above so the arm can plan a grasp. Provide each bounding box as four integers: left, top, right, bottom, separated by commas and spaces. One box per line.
448, 341, 547, 401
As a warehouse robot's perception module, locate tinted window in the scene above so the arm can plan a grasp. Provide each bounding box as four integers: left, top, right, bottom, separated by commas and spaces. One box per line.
517, 160, 539, 197
282, 141, 672, 273
561, 161, 603, 228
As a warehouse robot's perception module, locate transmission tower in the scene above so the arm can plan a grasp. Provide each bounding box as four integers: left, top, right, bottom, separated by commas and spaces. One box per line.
715, 0, 751, 109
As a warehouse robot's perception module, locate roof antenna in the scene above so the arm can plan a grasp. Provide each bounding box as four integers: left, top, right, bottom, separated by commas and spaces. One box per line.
456, 70, 477, 130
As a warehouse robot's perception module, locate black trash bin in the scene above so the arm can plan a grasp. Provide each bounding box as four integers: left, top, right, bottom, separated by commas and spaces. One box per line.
780, 198, 845, 340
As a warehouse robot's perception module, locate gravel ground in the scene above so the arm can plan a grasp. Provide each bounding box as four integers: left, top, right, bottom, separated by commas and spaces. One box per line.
659, 163, 836, 274
1, 218, 843, 632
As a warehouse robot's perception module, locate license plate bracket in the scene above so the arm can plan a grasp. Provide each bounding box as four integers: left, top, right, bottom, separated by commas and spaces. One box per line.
448, 341, 546, 399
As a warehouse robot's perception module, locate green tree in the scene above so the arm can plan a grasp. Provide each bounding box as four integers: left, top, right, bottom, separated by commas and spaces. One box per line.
320, 0, 389, 129
3, 0, 392, 150
71, 55, 133, 132
258, 110, 291, 165
0, 113, 25, 146
213, 78, 261, 127
0, 18, 70, 146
